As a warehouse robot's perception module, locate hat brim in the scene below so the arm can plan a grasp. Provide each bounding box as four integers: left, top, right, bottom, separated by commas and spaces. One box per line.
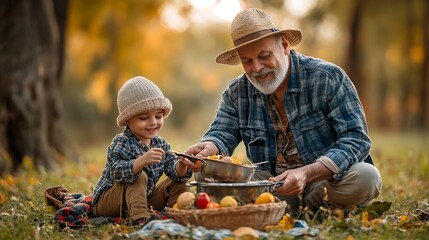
216, 29, 302, 65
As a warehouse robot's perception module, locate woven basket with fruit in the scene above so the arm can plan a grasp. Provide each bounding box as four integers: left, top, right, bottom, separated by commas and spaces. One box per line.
167, 191, 286, 230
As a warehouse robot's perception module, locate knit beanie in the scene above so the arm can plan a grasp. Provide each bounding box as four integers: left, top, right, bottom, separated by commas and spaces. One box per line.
116, 76, 172, 127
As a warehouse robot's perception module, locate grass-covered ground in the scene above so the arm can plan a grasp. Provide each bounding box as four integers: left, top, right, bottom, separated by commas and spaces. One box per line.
0, 131, 428, 239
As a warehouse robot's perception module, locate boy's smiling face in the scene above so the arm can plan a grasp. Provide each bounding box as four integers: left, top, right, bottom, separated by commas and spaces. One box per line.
127, 109, 164, 146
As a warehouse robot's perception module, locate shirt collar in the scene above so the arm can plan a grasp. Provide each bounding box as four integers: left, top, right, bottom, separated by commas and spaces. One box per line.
124, 126, 136, 139
124, 127, 149, 147
287, 50, 300, 93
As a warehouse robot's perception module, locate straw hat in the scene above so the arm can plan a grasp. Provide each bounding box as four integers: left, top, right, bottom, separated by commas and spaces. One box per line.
116, 76, 172, 127
216, 8, 302, 65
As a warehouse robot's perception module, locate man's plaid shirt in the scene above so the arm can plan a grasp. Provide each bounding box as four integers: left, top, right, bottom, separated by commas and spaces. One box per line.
200, 50, 373, 182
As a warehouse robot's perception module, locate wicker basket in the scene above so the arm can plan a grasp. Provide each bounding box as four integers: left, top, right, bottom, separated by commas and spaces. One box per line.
167, 201, 287, 230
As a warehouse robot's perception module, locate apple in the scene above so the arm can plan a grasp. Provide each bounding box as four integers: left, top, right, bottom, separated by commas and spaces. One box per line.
195, 192, 211, 209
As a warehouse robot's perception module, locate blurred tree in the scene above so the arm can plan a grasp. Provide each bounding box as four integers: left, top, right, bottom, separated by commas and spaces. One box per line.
302, 0, 429, 131
0, 0, 68, 174
345, 0, 366, 108
62, 0, 241, 144
421, 0, 429, 130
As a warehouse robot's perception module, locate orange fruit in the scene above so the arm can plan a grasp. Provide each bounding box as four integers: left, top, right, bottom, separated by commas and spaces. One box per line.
219, 196, 238, 207
206, 202, 220, 208
255, 192, 275, 204
195, 160, 203, 168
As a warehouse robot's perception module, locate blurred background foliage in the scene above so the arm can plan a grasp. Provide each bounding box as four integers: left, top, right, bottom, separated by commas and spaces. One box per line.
62, 0, 429, 152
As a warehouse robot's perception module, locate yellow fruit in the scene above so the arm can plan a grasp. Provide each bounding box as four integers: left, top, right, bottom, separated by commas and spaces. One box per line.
176, 191, 195, 209
219, 196, 238, 207
233, 226, 259, 238
172, 203, 179, 209
255, 192, 275, 204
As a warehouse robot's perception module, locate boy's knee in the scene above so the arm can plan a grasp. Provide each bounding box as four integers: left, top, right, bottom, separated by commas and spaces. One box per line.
131, 172, 149, 186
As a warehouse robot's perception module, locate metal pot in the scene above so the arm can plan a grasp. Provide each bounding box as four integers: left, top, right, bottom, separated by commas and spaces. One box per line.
199, 158, 257, 183
170, 151, 257, 183
187, 180, 283, 203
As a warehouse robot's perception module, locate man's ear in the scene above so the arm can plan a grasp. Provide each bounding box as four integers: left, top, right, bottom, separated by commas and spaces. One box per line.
281, 35, 291, 54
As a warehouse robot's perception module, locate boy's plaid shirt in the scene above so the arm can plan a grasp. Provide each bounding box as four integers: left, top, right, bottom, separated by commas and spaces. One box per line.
92, 127, 192, 204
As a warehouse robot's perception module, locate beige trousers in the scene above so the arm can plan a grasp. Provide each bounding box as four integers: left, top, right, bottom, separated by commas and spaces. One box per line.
254, 162, 382, 212
93, 172, 189, 221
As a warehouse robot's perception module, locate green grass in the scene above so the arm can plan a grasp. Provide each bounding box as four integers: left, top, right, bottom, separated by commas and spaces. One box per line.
0, 131, 428, 239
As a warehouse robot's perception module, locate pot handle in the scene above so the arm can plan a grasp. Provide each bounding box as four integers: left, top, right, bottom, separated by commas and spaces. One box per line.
270, 181, 285, 192
169, 150, 207, 164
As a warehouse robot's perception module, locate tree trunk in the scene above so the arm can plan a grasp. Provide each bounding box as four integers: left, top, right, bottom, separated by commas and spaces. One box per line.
346, 0, 367, 117
0, 0, 67, 174
421, 0, 429, 130
48, 0, 68, 156
401, 1, 414, 130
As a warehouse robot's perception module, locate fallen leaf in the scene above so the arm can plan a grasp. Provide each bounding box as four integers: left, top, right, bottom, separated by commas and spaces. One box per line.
366, 201, 392, 218
0, 192, 6, 205
361, 211, 370, 226
398, 215, 412, 229
415, 209, 429, 221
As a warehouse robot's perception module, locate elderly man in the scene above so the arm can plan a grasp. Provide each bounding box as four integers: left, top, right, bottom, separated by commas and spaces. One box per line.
183, 8, 381, 214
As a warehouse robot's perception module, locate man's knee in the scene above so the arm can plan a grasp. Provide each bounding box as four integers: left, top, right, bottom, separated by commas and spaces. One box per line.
347, 162, 382, 197
326, 162, 382, 207
302, 162, 382, 210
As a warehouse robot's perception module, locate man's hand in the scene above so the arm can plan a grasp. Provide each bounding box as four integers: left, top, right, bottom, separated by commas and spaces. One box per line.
269, 168, 308, 195
269, 161, 334, 195
181, 142, 218, 172
185, 141, 218, 157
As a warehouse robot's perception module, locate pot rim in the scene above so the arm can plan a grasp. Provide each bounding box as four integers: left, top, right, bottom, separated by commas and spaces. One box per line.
187, 180, 276, 187
169, 150, 257, 169
203, 158, 257, 169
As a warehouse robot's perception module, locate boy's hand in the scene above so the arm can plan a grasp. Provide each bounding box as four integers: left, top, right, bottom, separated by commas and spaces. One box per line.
133, 148, 164, 174
141, 148, 165, 165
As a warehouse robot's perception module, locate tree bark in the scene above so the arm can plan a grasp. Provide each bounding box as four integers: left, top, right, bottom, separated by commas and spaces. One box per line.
0, 0, 67, 174
346, 0, 368, 118
421, 0, 429, 130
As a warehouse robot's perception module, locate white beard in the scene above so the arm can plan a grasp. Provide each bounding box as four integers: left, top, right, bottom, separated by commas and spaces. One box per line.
246, 55, 289, 95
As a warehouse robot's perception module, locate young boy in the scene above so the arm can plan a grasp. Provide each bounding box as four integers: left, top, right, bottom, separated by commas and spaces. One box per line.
92, 76, 192, 226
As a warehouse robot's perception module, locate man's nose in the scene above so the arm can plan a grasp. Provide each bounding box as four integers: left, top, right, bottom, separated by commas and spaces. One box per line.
252, 60, 264, 73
